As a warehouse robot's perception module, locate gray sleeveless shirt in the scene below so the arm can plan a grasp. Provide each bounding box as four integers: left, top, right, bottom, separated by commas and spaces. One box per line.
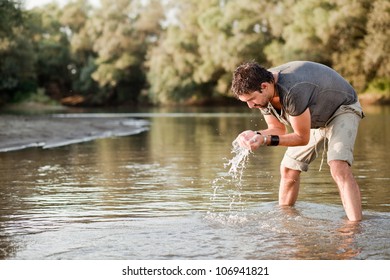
261, 61, 357, 128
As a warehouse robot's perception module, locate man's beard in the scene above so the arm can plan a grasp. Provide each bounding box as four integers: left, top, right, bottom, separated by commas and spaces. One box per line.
254, 102, 269, 109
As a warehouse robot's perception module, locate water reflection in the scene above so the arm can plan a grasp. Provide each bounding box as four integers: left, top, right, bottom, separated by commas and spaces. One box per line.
0, 106, 389, 259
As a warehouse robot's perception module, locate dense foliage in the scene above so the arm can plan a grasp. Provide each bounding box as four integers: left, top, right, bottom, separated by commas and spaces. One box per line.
0, 0, 389, 106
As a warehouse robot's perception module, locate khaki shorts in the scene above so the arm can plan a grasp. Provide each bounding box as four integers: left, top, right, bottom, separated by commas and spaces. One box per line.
281, 101, 364, 172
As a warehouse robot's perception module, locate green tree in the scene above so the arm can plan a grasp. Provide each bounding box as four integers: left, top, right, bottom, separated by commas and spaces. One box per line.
75, 0, 165, 105
264, 0, 372, 92
0, 0, 22, 37
363, 0, 390, 93
264, 0, 341, 65
28, 3, 73, 99
0, 0, 36, 103
146, 0, 203, 104
196, 0, 271, 96
147, 0, 272, 105
2, 0, 387, 107
327, 0, 371, 92
59, 0, 99, 100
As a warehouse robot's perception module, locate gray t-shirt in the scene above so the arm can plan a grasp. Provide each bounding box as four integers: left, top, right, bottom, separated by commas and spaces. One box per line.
261, 61, 357, 128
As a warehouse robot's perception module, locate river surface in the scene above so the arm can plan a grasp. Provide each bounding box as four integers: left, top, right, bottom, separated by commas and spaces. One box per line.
0, 105, 389, 259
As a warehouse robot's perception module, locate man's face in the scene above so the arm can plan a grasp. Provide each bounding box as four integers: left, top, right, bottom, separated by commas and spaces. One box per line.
238, 90, 269, 109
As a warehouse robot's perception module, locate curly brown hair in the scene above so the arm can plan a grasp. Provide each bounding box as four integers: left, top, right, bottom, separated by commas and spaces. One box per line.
231, 61, 274, 98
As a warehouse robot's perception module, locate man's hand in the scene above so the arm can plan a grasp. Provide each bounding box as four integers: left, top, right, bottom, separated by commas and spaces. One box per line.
235, 130, 264, 151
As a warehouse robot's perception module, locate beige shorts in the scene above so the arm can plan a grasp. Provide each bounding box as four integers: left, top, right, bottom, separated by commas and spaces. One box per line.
281, 101, 364, 172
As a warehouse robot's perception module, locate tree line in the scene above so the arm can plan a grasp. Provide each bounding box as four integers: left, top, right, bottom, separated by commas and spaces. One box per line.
0, 0, 389, 107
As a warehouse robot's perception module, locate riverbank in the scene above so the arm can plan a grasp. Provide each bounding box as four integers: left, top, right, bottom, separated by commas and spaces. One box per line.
0, 93, 388, 153
0, 114, 149, 152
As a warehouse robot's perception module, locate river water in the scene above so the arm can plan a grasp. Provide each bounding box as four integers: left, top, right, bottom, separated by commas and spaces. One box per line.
0, 105, 389, 260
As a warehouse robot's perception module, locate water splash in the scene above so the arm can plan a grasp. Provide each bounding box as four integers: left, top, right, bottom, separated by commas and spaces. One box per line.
209, 139, 252, 214
224, 139, 251, 183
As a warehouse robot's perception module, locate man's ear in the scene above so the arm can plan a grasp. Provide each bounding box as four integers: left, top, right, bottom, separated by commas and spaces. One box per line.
259, 82, 267, 93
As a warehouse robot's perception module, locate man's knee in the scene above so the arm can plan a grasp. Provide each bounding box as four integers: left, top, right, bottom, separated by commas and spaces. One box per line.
279, 166, 301, 206
329, 160, 355, 185
280, 165, 301, 181
329, 160, 350, 175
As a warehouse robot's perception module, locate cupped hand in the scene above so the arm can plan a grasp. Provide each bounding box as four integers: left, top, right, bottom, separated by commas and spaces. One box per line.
235, 130, 261, 151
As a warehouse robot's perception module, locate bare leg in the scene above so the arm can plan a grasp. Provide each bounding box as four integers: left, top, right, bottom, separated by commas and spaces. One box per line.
279, 165, 301, 206
329, 160, 362, 221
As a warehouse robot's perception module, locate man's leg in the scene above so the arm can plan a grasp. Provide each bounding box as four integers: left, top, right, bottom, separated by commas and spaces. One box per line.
279, 165, 301, 206
325, 102, 364, 221
329, 160, 362, 221
280, 128, 324, 206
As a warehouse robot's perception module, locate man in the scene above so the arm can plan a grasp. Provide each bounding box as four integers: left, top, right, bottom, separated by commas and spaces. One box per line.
231, 61, 364, 221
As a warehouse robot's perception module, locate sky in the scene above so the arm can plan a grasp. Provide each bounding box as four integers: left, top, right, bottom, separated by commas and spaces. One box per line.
24, 0, 100, 9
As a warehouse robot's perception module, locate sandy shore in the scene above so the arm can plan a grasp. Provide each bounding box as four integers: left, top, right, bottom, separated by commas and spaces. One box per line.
0, 114, 149, 152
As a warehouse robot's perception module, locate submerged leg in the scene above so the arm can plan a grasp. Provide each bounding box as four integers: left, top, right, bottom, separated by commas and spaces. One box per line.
279, 165, 301, 206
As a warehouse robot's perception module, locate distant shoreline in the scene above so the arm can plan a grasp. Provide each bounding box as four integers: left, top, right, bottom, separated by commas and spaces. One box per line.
359, 93, 390, 105
0, 115, 149, 152
0, 93, 388, 153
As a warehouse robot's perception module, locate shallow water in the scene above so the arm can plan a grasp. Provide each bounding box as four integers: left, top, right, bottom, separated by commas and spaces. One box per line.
0, 106, 389, 259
